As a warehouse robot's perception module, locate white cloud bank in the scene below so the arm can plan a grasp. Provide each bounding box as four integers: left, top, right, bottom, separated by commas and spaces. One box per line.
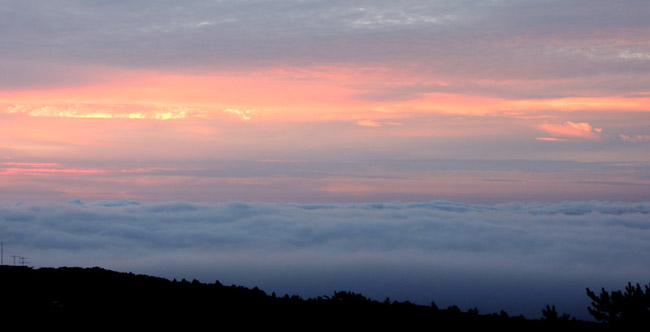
1, 200, 649, 319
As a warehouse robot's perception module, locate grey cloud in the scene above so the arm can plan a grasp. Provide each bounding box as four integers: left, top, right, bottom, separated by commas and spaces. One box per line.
145, 201, 199, 213
67, 198, 141, 207
1, 200, 650, 319
67, 198, 85, 205
110, 158, 650, 179
92, 199, 140, 207
2, 1, 649, 97
0, 60, 83, 90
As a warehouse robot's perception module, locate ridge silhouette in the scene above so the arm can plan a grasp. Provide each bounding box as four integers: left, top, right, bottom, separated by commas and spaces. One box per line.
0, 265, 631, 330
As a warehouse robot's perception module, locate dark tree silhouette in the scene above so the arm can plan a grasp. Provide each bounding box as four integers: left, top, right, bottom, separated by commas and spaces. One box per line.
541, 304, 570, 321
586, 282, 650, 325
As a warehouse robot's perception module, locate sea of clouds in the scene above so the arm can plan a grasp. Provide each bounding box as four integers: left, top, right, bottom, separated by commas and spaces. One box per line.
1, 200, 649, 319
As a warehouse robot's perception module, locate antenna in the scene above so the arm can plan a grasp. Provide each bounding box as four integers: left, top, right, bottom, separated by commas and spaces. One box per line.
18, 256, 29, 266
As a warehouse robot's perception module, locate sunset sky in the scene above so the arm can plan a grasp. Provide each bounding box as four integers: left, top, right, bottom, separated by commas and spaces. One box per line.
2, 0, 649, 203
1, 0, 650, 319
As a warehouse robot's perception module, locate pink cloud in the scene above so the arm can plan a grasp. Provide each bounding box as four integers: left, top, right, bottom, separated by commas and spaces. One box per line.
620, 134, 650, 142
319, 183, 376, 195
536, 137, 567, 142
120, 167, 176, 173
0, 168, 107, 175
259, 159, 301, 163
1, 162, 61, 167
0, 161, 106, 175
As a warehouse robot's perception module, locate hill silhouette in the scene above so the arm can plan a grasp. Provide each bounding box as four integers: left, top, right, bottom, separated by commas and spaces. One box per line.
0, 265, 608, 330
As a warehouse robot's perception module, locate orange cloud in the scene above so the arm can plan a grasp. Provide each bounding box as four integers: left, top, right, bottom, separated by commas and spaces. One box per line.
505, 96, 650, 113
225, 108, 254, 121
538, 121, 603, 141
357, 120, 382, 127
2, 66, 650, 139
2, 65, 650, 128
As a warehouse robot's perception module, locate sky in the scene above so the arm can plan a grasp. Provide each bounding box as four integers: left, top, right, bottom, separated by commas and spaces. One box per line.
1, 0, 649, 203
1, 0, 650, 320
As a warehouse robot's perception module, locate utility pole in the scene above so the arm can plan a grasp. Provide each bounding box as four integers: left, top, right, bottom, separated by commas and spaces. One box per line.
1, 241, 3, 265
11, 255, 18, 266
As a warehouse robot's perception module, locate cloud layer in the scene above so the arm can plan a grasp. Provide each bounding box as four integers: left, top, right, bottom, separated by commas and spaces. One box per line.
1, 200, 649, 319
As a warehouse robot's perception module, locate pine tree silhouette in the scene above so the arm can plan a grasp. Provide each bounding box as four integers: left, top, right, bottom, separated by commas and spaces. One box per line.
586, 282, 650, 325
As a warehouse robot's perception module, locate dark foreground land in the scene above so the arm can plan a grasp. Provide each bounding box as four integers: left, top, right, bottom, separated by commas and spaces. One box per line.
0, 266, 613, 330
